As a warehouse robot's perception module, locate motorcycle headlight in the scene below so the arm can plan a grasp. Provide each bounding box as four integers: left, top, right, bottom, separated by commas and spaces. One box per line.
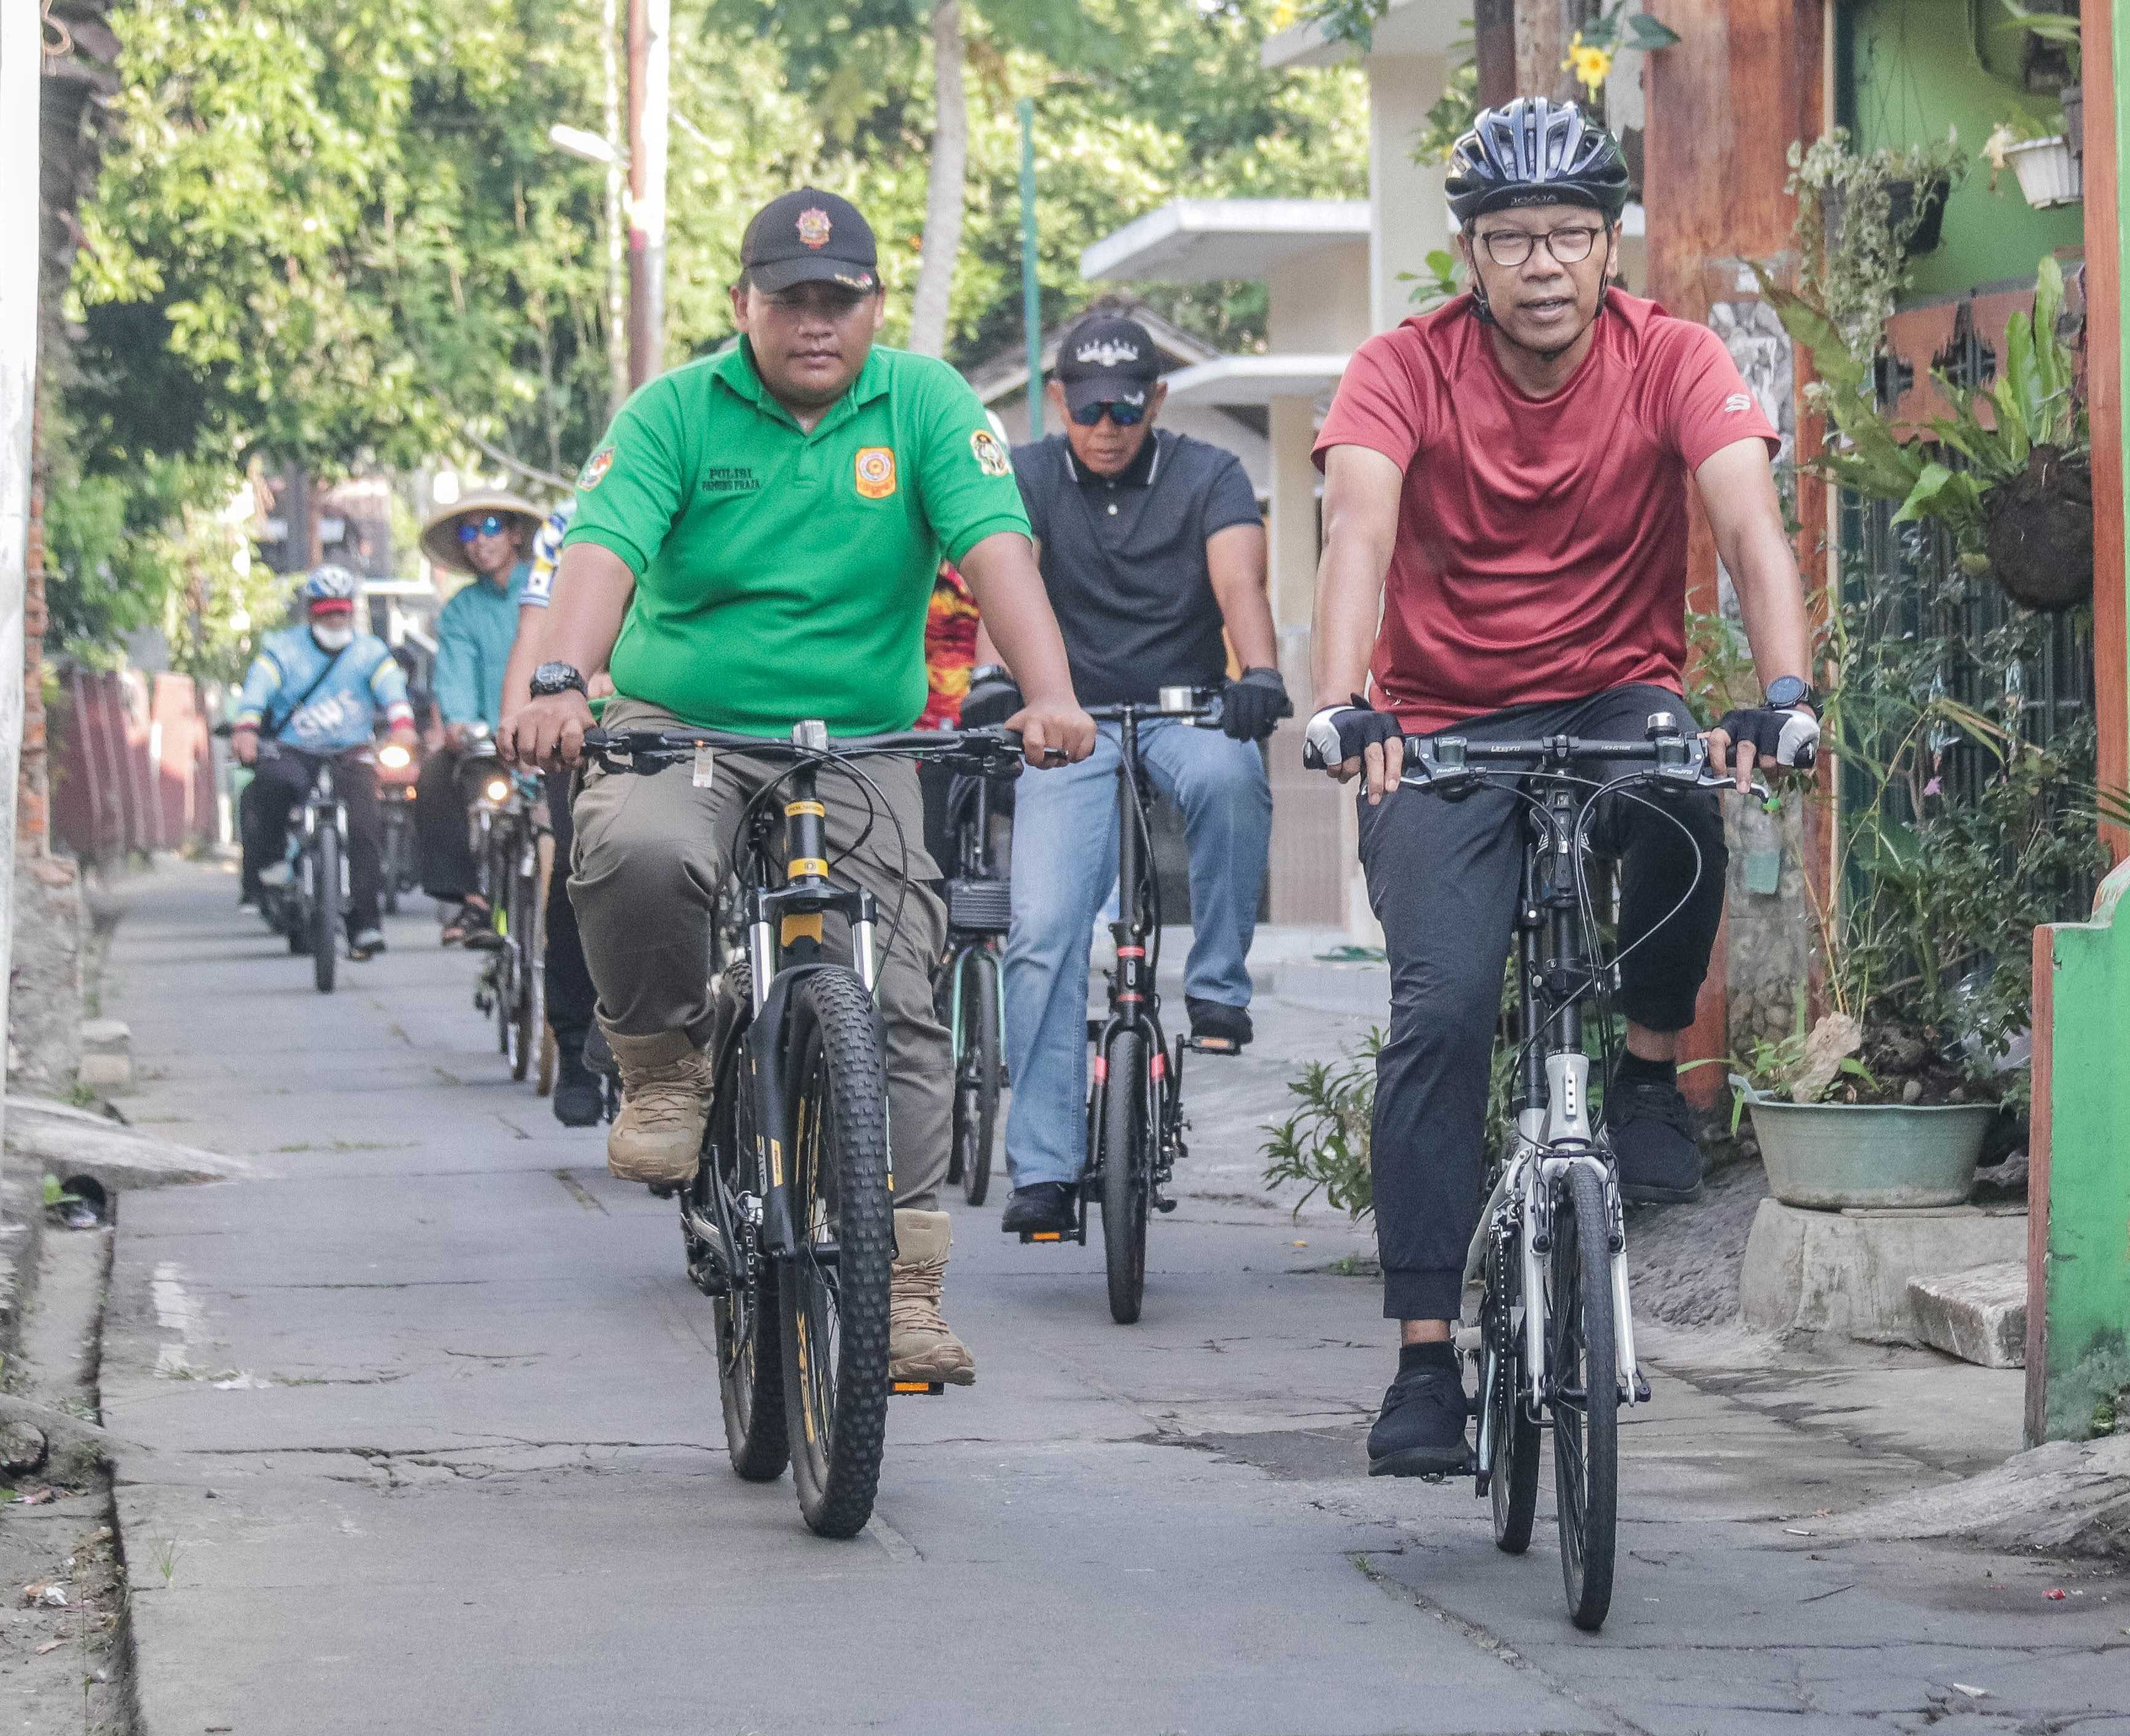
378, 743, 412, 770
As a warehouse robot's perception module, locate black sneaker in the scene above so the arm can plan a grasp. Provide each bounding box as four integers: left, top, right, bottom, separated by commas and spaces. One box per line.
1000, 1182, 1077, 1235
1367, 1361, 1474, 1478
347, 926, 386, 961
552, 1037, 604, 1129
1609, 1074, 1704, 1203
1187, 997, 1253, 1051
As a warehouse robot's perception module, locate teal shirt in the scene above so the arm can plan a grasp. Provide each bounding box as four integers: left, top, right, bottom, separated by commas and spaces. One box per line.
432, 562, 529, 728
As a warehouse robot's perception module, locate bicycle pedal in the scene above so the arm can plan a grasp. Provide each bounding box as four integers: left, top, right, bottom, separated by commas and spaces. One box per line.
1186, 1036, 1240, 1055
1019, 1229, 1069, 1244
890, 1380, 946, 1397
1153, 1196, 1178, 1214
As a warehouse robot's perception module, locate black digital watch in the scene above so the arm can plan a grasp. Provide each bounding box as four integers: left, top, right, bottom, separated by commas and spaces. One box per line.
529, 660, 588, 700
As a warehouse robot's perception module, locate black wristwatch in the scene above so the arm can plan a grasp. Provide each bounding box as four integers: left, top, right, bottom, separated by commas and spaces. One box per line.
1764, 675, 1819, 714
529, 660, 587, 700
968, 663, 1010, 686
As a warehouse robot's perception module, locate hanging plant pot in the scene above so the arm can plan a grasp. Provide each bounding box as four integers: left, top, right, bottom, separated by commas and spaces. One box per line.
1983, 445, 2092, 612
1889, 176, 1948, 256
2062, 84, 2084, 167
2005, 136, 2082, 208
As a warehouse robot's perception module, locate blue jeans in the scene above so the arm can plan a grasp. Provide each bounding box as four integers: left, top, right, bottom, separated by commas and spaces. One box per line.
1002, 720, 1272, 1189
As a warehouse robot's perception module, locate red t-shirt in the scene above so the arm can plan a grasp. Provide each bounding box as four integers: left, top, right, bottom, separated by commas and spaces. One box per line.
1313, 290, 1779, 732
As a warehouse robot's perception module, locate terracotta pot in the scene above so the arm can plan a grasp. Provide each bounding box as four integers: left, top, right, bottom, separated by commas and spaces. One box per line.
1984, 446, 2093, 612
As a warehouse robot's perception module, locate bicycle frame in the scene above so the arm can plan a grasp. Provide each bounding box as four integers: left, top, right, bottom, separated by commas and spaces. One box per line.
943, 773, 1005, 1065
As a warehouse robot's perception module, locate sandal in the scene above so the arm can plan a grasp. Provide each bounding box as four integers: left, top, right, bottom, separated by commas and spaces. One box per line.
440, 898, 491, 946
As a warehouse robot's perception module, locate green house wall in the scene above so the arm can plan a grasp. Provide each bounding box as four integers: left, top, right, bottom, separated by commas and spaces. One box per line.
1841, 0, 2086, 298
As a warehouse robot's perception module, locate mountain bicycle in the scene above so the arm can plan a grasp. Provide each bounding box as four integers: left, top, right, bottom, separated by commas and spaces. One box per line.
1402, 711, 1760, 1632
1015, 686, 1280, 1326
254, 743, 355, 995
462, 750, 549, 1082
940, 770, 1010, 1207
580, 719, 1028, 1540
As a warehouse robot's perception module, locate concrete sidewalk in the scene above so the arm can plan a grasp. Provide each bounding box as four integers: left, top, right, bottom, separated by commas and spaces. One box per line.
95, 862, 2130, 1734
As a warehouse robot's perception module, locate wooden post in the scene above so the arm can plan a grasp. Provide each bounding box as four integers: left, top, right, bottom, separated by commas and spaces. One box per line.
2083, 0, 2125, 864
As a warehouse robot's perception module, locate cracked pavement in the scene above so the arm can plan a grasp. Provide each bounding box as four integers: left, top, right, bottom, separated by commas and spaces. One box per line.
98, 863, 2130, 1734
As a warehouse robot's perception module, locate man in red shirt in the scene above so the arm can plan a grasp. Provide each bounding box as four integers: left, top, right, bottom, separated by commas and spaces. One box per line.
1304, 99, 1819, 1477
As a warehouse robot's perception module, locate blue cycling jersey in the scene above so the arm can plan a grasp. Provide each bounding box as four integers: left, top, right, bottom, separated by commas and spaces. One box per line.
236, 627, 411, 755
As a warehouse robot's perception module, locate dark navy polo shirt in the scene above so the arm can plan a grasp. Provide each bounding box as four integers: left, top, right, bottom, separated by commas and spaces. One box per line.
1010, 429, 1262, 706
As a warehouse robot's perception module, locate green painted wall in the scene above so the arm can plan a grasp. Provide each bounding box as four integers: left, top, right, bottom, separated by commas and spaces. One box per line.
1843, 0, 2086, 298
2039, 858, 2130, 1440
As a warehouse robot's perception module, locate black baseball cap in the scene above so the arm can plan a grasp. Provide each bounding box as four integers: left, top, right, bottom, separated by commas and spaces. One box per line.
1055, 313, 1160, 416
739, 188, 881, 294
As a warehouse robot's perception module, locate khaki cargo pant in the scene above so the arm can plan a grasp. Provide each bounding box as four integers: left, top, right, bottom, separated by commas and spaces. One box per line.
569, 698, 953, 1212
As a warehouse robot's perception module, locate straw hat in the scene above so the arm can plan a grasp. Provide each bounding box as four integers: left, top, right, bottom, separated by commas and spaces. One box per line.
419, 489, 545, 577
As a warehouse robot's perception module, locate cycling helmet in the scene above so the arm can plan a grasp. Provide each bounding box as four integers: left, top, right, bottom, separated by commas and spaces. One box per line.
301, 563, 361, 607
1445, 97, 1631, 227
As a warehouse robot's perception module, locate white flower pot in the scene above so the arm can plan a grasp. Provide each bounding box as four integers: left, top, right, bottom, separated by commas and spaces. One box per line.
2006, 136, 2083, 209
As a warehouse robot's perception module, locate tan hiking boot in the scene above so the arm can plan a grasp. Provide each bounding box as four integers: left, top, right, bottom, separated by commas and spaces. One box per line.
890, 1209, 975, 1386
604, 1027, 713, 1187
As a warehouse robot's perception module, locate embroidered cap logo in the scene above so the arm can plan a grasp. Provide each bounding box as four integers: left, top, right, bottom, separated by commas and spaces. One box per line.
796, 207, 833, 250
1075, 339, 1141, 369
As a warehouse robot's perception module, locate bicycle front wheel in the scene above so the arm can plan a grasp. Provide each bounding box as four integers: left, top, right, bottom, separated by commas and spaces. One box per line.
780, 969, 895, 1539
1099, 1028, 1150, 1325
311, 827, 339, 994
699, 1032, 788, 1483
955, 949, 1002, 1207
506, 850, 544, 1081
1486, 1230, 1540, 1555
1550, 1162, 1618, 1630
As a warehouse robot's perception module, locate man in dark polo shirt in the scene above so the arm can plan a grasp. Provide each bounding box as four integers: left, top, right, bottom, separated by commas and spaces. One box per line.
967, 311, 1285, 1237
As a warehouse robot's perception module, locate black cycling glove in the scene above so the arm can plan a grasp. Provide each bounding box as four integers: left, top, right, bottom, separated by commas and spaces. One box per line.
1714, 704, 1820, 770
1221, 667, 1289, 742
959, 665, 1023, 730
1302, 693, 1404, 771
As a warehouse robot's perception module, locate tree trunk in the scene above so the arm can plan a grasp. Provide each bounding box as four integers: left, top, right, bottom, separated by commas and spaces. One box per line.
1514, 0, 1602, 107
907, 0, 967, 360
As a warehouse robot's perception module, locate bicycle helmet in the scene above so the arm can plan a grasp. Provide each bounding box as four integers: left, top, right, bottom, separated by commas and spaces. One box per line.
301, 563, 361, 607
1445, 97, 1631, 227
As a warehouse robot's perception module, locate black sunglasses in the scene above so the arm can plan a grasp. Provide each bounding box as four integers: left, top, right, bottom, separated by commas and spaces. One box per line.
456, 513, 514, 543
1071, 399, 1147, 428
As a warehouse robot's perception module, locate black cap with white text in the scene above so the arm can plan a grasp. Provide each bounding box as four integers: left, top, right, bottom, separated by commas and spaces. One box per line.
1054, 313, 1160, 416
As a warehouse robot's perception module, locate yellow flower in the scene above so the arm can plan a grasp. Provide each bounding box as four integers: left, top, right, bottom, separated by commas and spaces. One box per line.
1271, 2, 1297, 28
1562, 33, 1613, 98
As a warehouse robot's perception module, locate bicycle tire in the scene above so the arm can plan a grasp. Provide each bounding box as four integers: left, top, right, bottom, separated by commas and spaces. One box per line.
956, 949, 1002, 1207
1551, 1162, 1618, 1630
490, 833, 512, 1057
507, 850, 543, 1081
1099, 1028, 1150, 1325
699, 1031, 788, 1483
780, 969, 894, 1539
380, 815, 403, 916
1487, 1230, 1540, 1555
312, 827, 339, 994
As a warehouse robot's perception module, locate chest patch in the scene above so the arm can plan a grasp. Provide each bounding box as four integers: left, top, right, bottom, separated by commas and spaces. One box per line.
700, 465, 762, 495
854, 446, 898, 500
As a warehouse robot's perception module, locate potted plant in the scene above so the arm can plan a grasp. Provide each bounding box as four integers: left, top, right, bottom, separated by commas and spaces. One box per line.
1762, 255, 2092, 612
1790, 130, 1968, 337
1730, 580, 2105, 1209
1984, 1, 2083, 208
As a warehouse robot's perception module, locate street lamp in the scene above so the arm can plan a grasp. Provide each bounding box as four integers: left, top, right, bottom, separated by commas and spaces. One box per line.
547, 123, 620, 166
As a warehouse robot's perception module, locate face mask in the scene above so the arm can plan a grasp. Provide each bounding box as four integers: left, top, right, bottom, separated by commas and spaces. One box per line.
312, 623, 354, 652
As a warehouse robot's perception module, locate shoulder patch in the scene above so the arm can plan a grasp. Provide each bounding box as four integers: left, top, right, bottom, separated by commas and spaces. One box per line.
970, 428, 1013, 478
577, 445, 616, 491
854, 446, 898, 500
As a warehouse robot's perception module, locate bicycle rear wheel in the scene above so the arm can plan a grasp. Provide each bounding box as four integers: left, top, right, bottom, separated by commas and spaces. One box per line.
1099, 1028, 1150, 1325
311, 827, 339, 994
954, 948, 1001, 1207
780, 969, 894, 1539
699, 1031, 788, 1483
1550, 1162, 1618, 1630
1486, 1229, 1540, 1555
506, 847, 544, 1081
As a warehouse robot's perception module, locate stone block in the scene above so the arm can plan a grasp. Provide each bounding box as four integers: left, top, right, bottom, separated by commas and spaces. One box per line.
1907, 1261, 2028, 1368
1740, 1197, 2029, 1343
76, 1019, 133, 1092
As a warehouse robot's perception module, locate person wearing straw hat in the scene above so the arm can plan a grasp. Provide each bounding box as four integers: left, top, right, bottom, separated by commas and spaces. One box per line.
415, 489, 546, 943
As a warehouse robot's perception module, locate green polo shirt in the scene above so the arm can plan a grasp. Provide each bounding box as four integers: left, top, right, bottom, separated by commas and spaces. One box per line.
562, 339, 1031, 736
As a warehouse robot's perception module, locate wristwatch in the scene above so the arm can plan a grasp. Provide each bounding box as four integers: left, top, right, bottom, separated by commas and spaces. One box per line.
529, 660, 588, 700
1764, 675, 1819, 714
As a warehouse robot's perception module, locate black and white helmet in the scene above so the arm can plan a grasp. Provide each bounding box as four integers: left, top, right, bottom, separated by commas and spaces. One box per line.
1446, 97, 1631, 227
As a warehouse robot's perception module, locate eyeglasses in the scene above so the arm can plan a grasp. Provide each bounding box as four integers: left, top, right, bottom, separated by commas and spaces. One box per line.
1475, 224, 1604, 268
456, 514, 513, 543
1071, 400, 1147, 428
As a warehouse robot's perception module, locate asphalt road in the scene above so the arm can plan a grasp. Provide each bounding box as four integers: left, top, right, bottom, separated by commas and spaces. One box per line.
98, 862, 2130, 1735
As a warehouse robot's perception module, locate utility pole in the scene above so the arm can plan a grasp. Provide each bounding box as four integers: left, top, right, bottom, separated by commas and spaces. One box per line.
602, 0, 628, 417
0, 0, 44, 1168
1018, 98, 1041, 440
626, 0, 669, 390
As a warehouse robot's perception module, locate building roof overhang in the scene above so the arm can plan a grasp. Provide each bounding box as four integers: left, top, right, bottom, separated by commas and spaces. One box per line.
1159, 353, 1350, 408
1262, 0, 1468, 69
1080, 199, 1370, 284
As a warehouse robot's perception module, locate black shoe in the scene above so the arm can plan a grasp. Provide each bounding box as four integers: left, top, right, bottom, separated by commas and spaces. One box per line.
1000, 1182, 1077, 1235
552, 1038, 604, 1129
584, 1024, 620, 1080
1187, 996, 1253, 1051
1609, 1074, 1704, 1203
1367, 1362, 1474, 1478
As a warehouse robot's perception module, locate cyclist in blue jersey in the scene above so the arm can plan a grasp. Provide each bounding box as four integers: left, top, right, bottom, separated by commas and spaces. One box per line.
232, 565, 417, 960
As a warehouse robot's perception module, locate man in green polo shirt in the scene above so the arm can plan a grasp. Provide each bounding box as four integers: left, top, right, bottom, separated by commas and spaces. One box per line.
501, 188, 1093, 1386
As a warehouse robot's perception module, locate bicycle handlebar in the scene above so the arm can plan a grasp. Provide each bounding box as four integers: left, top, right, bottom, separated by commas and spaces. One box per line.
1081, 684, 1296, 728
580, 722, 1032, 778
1400, 724, 1772, 802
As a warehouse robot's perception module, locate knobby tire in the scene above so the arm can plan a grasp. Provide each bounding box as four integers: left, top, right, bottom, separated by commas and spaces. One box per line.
956, 948, 1001, 1207
1099, 1028, 1150, 1325
700, 1027, 788, 1483
780, 969, 894, 1539
1552, 1162, 1618, 1630
312, 826, 339, 995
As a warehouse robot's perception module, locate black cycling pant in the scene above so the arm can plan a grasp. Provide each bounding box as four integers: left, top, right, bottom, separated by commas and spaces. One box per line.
416, 746, 480, 903
1359, 683, 1727, 1323
543, 773, 596, 1048
240, 746, 384, 937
